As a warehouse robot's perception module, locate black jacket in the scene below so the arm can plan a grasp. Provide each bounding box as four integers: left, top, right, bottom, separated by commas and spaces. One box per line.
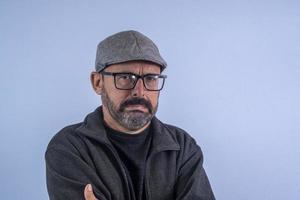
45, 107, 215, 200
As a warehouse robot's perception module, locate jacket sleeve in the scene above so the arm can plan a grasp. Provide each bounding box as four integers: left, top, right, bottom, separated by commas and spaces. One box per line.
45, 146, 109, 200
174, 140, 215, 200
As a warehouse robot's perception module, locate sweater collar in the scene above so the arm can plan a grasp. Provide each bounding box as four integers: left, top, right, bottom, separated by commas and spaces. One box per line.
76, 106, 180, 153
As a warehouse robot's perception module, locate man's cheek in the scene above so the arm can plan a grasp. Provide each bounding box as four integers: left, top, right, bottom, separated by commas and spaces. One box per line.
152, 96, 159, 106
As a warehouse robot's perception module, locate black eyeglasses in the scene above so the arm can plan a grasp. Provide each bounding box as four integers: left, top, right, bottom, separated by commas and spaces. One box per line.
100, 71, 167, 91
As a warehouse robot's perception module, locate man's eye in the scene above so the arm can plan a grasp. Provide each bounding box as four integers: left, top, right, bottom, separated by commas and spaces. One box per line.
145, 76, 158, 81
118, 74, 131, 80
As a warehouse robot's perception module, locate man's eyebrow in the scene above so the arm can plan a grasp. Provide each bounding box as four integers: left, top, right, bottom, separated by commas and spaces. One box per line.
103, 70, 131, 73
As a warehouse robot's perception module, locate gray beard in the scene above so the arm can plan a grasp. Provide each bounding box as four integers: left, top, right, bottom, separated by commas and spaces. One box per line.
101, 89, 158, 131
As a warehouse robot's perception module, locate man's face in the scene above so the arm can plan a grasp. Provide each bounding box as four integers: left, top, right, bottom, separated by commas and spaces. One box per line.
98, 61, 162, 132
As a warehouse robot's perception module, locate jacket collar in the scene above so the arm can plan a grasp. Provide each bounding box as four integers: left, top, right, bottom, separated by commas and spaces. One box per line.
76, 106, 180, 153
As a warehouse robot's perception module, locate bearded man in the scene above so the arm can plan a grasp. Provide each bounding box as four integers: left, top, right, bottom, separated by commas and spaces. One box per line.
45, 30, 215, 200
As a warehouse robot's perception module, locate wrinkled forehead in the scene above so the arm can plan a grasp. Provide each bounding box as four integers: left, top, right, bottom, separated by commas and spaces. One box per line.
104, 61, 163, 74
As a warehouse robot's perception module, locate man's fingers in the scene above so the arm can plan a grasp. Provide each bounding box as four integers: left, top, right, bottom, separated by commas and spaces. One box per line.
84, 184, 98, 200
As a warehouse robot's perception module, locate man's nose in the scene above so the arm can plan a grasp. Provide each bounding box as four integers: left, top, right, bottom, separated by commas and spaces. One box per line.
131, 79, 145, 97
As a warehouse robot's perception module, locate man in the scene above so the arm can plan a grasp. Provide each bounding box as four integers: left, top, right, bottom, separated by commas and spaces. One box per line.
45, 30, 215, 200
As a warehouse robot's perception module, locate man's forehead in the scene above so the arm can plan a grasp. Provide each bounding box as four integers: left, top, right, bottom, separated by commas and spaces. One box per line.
104, 61, 162, 72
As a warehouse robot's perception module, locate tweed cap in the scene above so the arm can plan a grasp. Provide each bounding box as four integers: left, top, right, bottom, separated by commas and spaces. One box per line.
95, 30, 167, 72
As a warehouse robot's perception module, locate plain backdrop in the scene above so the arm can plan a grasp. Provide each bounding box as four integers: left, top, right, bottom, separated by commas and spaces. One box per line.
1, 0, 299, 199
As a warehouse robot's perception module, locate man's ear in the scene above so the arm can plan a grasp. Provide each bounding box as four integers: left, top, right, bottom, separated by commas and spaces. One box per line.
90, 72, 103, 95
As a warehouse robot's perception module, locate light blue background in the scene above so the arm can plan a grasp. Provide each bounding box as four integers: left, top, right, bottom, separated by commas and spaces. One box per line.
1, 1, 299, 199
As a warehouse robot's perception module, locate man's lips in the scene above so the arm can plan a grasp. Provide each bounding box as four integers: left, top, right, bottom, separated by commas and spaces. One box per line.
124, 105, 149, 112
119, 98, 152, 114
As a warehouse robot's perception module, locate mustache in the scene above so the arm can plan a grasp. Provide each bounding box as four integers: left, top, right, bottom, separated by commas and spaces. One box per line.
119, 98, 153, 114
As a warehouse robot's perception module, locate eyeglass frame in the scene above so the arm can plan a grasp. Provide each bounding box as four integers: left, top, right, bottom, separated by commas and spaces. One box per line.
99, 71, 167, 91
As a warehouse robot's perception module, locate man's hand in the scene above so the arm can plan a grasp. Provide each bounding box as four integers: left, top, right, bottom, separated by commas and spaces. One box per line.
84, 184, 98, 200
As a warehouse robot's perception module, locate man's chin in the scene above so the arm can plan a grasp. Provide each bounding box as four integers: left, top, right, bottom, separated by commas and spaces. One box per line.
124, 110, 149, 117
118, 111, 152, 130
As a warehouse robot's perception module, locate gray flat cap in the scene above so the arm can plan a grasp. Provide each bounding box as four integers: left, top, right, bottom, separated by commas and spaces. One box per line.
95, 30, 167, 72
